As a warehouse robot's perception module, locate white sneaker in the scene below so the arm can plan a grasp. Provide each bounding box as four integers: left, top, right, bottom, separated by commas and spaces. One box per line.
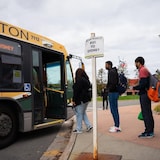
73, 130, 82, 134
109, 126, 121, 133
86, 126, 93, 132
110, 126, 115, 129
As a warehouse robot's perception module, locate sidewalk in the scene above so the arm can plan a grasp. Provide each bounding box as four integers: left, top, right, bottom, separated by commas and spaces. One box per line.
60, 102, 160, 160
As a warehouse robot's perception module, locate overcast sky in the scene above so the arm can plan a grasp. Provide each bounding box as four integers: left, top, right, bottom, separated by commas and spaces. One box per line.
1, 0, 160, 80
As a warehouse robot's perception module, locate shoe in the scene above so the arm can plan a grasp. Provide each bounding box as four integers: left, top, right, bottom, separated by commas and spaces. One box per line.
86, 126, 93, 132
110, 126, 115, 129
109, 126, 121, 133
138, 132, 154, 138
110, 126, 118, 130
73, 129, 82, 134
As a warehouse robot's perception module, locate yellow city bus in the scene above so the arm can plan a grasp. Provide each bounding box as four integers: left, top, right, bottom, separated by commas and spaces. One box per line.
0, 21, 80, 148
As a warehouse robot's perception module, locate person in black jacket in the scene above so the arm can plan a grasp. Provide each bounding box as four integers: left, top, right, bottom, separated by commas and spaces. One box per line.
101, 87, 108, 110
105, 61, 121, 132
133, 57, 154, 138
72, 68, 92, 133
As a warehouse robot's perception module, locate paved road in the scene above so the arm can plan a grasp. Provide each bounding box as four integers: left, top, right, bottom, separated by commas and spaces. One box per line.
118, 99, 139, 107
0, 124, 62, 160
87, 99, 139, 111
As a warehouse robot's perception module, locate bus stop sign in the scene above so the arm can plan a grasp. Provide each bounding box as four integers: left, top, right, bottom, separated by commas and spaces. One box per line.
85, 36, 104, 59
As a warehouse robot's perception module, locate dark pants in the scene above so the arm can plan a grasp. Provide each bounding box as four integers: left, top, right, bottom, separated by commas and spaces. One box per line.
103, 96, 108, 110
140, 93, 154, 133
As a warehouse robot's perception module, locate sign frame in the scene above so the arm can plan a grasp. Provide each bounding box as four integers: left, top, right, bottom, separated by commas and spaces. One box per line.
85, 36, 104, 59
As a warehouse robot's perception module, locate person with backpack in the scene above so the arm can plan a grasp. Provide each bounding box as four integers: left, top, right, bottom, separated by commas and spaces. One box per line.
133, 57, 154, 138
72, 68, 93, 133
105, 61, 121, 132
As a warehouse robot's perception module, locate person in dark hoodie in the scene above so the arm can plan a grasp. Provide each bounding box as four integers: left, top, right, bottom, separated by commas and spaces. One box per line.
105, 61, 121, 132
72, 68, 92, 133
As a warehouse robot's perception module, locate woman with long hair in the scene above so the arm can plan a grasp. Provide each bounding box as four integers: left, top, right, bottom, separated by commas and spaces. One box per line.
72, 68, 92, 133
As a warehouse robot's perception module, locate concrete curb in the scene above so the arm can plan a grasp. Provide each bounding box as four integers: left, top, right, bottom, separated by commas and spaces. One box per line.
59, 117, 77, 160
40, 117, 75, 160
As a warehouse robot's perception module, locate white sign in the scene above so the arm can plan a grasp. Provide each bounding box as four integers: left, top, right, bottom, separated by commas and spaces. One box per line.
85, 36, 104, 59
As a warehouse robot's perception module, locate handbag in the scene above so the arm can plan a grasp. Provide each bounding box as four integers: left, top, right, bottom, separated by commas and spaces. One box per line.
138, 111, 143, 120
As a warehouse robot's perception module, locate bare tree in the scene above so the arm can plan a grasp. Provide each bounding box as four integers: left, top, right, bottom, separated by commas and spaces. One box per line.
97, 68, 107, 95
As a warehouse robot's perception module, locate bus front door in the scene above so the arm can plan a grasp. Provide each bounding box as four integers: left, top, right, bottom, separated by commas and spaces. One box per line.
32, 50, 45, 124
44, 57, 66, 120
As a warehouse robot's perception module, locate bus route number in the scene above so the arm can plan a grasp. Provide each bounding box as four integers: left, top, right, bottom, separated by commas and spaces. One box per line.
31, 35, 39, 42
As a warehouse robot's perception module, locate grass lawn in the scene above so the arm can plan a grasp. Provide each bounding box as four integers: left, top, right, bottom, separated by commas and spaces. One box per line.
118, 95, 139, 100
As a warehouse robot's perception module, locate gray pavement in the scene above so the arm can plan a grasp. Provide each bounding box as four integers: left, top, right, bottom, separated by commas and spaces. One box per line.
41, 101, 160, 160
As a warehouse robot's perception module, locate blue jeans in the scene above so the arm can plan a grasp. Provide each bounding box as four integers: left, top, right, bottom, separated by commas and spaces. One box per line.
108, 92, 120, 127
74, 102, 92, 131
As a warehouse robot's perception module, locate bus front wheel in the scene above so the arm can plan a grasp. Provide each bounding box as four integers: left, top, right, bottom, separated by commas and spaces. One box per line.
0, 106, 18, 149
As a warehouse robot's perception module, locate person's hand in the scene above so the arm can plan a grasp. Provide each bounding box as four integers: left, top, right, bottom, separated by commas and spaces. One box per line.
72, 101, 76, 106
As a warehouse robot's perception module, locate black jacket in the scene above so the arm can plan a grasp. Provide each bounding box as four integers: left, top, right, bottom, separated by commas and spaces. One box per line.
133, 77, 149, 95
107, 67, 118, 92
73, 77, 91, 106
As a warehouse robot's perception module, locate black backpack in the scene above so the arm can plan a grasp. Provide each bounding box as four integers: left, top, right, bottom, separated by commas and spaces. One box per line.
87, 83, 92, 101
117, 73, 127, 95
82, 80, 92, 102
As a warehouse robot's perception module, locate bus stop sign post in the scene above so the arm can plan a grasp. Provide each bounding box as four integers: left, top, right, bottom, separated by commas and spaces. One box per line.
85, 33, 104, 160
92, 56, 98, 160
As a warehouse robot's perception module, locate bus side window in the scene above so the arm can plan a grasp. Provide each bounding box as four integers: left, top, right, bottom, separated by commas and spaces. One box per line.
1, 64, 14, 88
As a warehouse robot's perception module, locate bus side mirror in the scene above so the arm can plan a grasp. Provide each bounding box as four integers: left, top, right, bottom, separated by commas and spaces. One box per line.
67, 54, 85, 70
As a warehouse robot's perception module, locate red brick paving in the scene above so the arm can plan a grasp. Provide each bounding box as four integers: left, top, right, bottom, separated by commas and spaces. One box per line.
87, 104, 160, 149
